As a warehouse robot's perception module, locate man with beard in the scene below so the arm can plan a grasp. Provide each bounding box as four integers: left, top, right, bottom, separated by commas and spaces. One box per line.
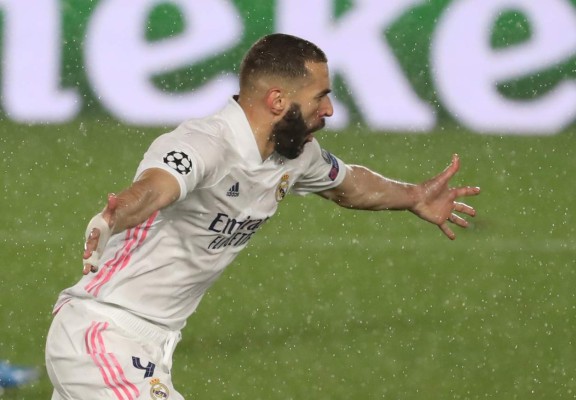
45, 33, 480, 399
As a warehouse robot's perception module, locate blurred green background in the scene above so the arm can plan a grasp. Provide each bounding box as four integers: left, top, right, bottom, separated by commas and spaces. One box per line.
1, 119, 574, 399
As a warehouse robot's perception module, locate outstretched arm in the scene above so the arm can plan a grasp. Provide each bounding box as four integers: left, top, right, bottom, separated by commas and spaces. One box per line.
82, 168, 181, 274
317, 154, 480, 240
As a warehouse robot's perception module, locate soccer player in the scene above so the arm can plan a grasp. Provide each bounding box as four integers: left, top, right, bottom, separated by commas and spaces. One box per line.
45, 33, 480, 399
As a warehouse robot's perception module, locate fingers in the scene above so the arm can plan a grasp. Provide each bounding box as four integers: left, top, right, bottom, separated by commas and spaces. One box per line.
439, 223, 456, 240
448, 212, 468, 228
82, 197, 117, 275
433, 156, 479, 240
84, 228, 100, 254
438, 198, 477, 239
82, 228, 101, 274
440, 202, 477, 239
439, 213, 467, 240
107, 193, 118, 210
102, 193, 118, 221
82, 264, 98, 275
452, 186, 481, 199
453, 201, 476, 217
437, 154, 460, 184
82, 247, 99, 274
450, 153, 460, 170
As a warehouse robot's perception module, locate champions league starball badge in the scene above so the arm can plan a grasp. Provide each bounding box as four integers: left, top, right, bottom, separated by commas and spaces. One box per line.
163, 150, 192, 175
149, 378, 169, 399
275, 174, 290, 202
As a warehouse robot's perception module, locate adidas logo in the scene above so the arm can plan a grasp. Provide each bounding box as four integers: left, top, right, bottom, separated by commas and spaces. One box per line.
226, 182, 240, 197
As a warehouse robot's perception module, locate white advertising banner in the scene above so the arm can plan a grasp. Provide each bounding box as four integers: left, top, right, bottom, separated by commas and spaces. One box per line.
0, 0, 575, 134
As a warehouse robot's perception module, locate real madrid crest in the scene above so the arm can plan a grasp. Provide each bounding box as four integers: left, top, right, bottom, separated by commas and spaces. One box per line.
275, 174, 290, 202
150, 378, 170, 399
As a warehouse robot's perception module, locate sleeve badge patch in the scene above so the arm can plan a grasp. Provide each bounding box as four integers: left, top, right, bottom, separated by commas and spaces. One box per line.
163, 150, 192, 175
321, 149, 339, 181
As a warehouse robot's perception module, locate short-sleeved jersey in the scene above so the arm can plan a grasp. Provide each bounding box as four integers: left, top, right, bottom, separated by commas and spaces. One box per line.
55, 98, 347, 331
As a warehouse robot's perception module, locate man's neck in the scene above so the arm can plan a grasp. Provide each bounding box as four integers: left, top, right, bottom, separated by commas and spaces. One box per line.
236, 95, 275, 161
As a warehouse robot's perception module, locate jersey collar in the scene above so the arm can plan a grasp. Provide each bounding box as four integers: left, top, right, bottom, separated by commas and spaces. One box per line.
219, 97, 263, 166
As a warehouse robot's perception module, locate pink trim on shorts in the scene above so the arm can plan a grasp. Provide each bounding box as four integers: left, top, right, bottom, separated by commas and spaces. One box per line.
85, 321, 140, 400
84, 212, 157, 296
52, 298, 71, 315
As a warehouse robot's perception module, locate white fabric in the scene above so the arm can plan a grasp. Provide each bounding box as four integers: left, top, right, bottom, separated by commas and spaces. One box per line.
53, 97, 348, 331
46, 300, 184, 400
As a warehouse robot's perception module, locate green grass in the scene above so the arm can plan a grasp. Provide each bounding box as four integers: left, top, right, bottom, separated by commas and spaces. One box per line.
1, 119, 575, 399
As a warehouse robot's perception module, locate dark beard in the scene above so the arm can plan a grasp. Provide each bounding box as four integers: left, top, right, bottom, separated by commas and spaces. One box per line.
271, 103, 318, 160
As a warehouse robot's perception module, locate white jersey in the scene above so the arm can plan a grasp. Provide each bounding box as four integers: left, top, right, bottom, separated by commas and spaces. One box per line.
55, 98, 347, 331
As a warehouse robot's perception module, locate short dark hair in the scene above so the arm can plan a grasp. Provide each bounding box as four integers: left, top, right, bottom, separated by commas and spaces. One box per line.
239, 33, 328, 89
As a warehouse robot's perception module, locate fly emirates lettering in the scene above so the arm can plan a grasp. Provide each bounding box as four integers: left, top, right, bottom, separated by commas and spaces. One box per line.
207, 212, 271, 250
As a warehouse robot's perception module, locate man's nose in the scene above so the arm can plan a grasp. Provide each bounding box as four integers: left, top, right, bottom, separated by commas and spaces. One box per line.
321, 97, 334, 117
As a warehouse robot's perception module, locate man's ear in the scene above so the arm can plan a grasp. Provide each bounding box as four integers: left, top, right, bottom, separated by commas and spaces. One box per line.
265, 88, 286, 116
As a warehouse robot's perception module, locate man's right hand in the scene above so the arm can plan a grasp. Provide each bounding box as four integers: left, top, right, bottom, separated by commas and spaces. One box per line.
82, 194, 117, 275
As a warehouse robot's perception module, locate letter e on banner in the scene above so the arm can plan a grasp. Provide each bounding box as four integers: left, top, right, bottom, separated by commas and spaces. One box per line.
431, 0, 576, 135
0, 0, 80, 122
85, 0, 242, 125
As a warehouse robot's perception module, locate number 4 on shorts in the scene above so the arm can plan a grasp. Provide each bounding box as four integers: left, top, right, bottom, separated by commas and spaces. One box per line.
132, 356, 155, 378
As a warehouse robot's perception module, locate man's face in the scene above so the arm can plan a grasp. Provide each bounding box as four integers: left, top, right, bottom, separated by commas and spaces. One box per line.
272, 62, 333, 159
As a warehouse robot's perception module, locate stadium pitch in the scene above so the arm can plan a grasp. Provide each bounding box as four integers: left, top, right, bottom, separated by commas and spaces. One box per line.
2, 118, 574, 399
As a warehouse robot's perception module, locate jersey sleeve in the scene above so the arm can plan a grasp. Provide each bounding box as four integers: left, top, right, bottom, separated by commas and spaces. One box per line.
134, 129, 218, 202
291, 139, 347, 196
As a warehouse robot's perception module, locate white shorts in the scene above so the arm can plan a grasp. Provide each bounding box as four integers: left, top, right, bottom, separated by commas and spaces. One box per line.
45, 299, 184, 400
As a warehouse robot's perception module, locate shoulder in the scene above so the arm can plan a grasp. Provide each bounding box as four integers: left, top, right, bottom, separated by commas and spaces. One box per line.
156, 116, 233, 161
141, 116, 236, 185
287, 137, 347, 192
171, 114, 229, 145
